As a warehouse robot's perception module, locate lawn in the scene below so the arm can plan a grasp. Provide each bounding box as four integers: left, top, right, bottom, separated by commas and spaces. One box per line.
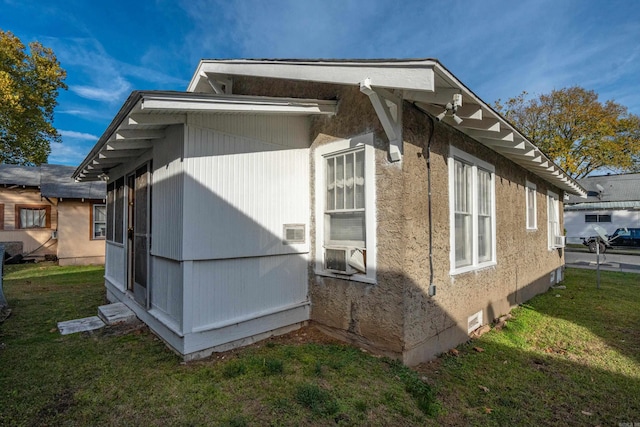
0, 263, 638, 426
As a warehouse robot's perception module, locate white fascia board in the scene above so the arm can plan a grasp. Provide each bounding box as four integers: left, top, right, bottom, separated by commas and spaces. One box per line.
188, 59, 437, 93
140, 94, 337, 115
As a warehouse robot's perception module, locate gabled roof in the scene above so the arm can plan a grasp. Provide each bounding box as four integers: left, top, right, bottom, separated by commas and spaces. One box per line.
75, 58, 585, 196
0, 164, 105, 199
73, 91, 337, 181
189, 58, 585, 197
565, 173, 640, 209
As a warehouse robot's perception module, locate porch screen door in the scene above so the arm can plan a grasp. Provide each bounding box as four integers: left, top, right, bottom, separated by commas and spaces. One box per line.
127, 163, 151, 307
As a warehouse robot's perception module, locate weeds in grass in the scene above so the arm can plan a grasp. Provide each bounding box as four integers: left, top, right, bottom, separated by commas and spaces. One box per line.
294, 383, 339, 417
262, 358, 284, 375
222, 360, 247, 378
388, 359, 439, 416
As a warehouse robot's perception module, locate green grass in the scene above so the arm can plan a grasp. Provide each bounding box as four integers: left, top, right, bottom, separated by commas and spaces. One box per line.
1, 263, 638, 426
426, 268, 640, 426
0, 262, 435, 426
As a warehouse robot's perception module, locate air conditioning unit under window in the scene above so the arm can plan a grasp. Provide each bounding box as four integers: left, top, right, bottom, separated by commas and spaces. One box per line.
554, 235, 566, 248
324, 247, 366, 275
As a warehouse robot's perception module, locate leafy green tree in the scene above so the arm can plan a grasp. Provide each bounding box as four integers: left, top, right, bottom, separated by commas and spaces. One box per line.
494, 87, 640, 178
0, 30, 67, 165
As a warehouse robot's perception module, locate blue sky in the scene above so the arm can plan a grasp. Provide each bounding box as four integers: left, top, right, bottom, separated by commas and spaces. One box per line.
2, 0, 639, 166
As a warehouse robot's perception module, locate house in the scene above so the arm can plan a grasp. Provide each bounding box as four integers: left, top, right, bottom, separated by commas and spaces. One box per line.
0, 164, 106, 265
564, 173, 640, 243
74, 59, 585, 365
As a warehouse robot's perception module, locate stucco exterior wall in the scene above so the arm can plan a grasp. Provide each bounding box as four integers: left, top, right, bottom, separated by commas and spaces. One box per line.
399, 105, 565, 364
227, 77, 566, 365
57, 200, 105, 266
0, 186, 58, 257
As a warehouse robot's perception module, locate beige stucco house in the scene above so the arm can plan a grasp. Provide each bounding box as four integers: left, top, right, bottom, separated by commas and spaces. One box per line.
74, 59, 586, 365
0, 164, 106, 266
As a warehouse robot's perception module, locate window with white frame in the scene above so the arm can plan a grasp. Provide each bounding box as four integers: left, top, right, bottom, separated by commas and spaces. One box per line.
314, 134, 376, 283
449, 147, 496, 274
547, 191, 561, 249
526, 181, 537, 230
92, 204, 106, 240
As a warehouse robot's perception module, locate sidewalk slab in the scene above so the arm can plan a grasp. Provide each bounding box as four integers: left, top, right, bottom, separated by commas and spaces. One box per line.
58, 316, 105, 335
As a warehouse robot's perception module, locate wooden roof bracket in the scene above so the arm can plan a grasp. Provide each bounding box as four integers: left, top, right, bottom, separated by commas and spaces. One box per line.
360, 78, 403, 162
201, 72, 233, 94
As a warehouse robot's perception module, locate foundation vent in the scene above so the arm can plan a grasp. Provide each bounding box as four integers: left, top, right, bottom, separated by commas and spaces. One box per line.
467, 310, 483, 334
283, 224, 305, 244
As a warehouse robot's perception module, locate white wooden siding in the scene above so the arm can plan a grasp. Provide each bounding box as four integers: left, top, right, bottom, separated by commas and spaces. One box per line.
186, 254, 309, 332
188, 113, 310, 149
150, 256, 183, 328
182, 124, 310, 260
105, 242, 126, 291
151, 125, 185, 260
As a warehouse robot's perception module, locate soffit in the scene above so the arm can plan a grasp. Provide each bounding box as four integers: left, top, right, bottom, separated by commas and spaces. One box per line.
73, 91, 337, 182
190, 59, 585, 197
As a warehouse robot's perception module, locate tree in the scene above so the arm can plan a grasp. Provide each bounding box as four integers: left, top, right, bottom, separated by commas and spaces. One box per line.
0, 30, 67, 165
494, 86, 640, 178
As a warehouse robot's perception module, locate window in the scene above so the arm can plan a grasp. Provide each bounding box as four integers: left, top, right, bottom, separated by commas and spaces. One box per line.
448, 147, 496, 274
525, 181, 537, 230
314, 134, 376, 283
15, 205, 51, 229
106, 178, 125, 244
325, 150, 366, 247
585, 214, 611, 223
92, 204, 106, 240
547, 191, 561, 249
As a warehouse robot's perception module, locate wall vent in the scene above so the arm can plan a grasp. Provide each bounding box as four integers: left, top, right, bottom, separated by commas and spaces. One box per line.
467, 310, 483, 334
283, 224, 305, 244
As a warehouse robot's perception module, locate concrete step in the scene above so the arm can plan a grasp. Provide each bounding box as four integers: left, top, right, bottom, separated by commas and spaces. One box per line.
98, 302, 137, 326
58, 316, 105, 335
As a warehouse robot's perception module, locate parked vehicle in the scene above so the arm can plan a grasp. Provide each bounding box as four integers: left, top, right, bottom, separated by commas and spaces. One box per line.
582, 227, 640, 253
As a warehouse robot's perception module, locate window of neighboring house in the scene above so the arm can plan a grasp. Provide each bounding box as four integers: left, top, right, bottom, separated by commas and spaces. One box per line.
15, 205, 51, 229
448, 146, 496, 274
314, 133, 376, 284
106, 178, 125, 244
525, 181, 537, 230
585, 214, 611, 223
547, 191, 561, 249
91, 204, 107, 240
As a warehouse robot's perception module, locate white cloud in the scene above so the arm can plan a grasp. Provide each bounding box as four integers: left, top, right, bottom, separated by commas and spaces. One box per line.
58, 130, 99, 141
48, 140, 92, 167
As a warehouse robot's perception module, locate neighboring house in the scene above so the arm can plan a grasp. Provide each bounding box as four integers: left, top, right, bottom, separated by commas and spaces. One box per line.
564, 173, 640, 243
74, 59, 585, 365
0, 164, 106, 266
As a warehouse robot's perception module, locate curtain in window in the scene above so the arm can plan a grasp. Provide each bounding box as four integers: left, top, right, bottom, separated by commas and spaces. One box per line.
94, 205, 107, 238
548, 195, 559, 245
477, 169, 492, 263
325, 150, 366, 245
527, 187, 536, 228
20, 208, 46, 228
454, 160, 472, 267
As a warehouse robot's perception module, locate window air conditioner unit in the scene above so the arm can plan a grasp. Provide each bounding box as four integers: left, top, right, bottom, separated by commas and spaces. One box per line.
554, 235, 566, 248
324, 247, 366, 275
